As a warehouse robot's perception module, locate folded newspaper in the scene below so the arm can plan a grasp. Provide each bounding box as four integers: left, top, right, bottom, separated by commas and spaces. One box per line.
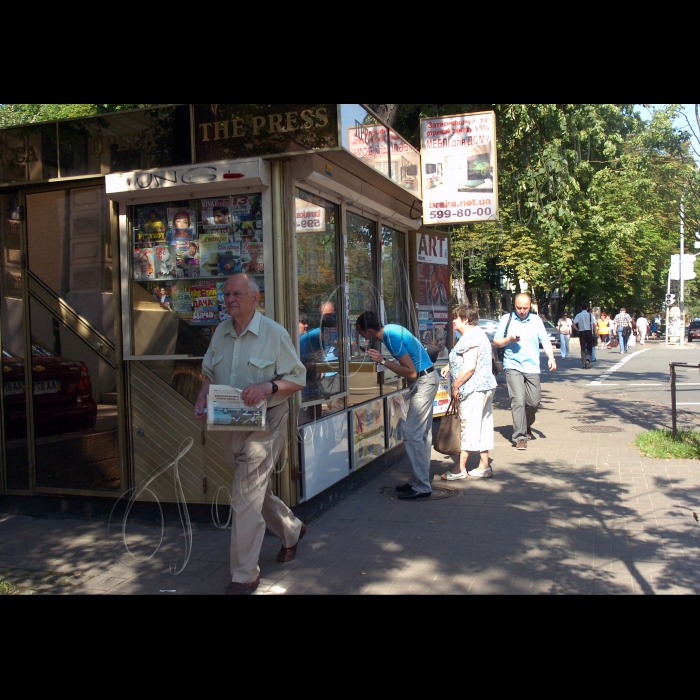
206, 385, 267, 431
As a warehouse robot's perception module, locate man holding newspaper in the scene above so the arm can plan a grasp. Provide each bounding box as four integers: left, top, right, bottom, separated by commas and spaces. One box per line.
195, 273, 306, 596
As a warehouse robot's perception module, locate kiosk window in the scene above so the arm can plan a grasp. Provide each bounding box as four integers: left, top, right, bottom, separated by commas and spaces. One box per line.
129, 194, 264, 357
295, 189, 344, 419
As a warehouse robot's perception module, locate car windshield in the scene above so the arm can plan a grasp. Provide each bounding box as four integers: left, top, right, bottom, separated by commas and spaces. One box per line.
690, 322, 700, 329
543, 321, 556, 329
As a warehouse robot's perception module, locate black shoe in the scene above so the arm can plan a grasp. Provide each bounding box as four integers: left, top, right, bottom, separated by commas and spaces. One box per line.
395, 483, 413, 494
585, 359, 591, 369
397, 488, 431, 500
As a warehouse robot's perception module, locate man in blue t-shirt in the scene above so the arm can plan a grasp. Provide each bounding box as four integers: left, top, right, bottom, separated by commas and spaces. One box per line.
493, 294, 557, 451
356, 311, 439, 500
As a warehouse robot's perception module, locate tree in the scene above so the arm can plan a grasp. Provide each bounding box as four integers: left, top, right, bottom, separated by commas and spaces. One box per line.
0, 104, 160, 128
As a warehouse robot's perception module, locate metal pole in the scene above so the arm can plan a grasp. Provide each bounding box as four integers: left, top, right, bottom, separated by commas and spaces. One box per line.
666, 269, 671, 348
681, 199, 685, 347
671, 363, 677, 438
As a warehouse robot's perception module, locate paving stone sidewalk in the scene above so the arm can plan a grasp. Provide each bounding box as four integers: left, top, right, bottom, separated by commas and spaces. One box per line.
2, 348, 700, 595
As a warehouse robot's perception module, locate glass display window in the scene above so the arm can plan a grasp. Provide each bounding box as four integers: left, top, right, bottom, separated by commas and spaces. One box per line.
129, 193, 265, 357
295, 189, 345, 423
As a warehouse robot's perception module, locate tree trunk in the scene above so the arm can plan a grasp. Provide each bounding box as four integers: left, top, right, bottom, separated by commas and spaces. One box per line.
366, 104, 400, 127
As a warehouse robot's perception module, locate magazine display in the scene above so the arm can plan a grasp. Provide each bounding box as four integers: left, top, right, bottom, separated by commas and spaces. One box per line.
190, 281, 218, 324
175, 240, 199, 277
169, 282, 192, 320
200, 230, 242, 276
241, 241, 264, 274
136, 204, 168, 243
201, 197, 234, 226
134, 247, 155, 280
154, 244, 177, 278
132, 193, 264, 333
206, 384, 267, 431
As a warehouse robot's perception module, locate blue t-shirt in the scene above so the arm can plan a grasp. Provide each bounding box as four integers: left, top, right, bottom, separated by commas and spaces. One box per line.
382, 324, 432, 373
494, 312, 547, 375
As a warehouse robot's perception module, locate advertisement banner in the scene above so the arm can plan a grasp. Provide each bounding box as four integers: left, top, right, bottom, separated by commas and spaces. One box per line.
420, 111, 498, 225
295, 199, 326, 233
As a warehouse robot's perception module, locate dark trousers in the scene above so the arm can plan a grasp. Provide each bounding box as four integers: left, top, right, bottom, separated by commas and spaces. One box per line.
579, 330, 593, 367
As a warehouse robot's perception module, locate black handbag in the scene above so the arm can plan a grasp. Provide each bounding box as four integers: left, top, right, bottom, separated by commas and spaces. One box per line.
493, 313, 513, 374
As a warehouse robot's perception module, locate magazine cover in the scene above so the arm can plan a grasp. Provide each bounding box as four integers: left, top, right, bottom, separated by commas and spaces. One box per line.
154, 244, 177, 278
134, 247, 155, 280
216, 282, 232, 322
166, 207, 195, 242
135, 204, 168, 243
232, 220, 261, 242
201, 197, 234, 226
199, 230, 229, 275
206, 384, 267, 431
230, 194, 262, 220
190, 280, 218, 324
169, 281, 192, 320
218, 241, 242, 275
175, 240, 199, 277
241, 241, 264, 274
145, 282, 171, 310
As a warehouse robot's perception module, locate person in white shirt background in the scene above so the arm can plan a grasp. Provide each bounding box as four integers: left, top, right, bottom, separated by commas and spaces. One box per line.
636, 313, 649, 345
557, 311, 573, 359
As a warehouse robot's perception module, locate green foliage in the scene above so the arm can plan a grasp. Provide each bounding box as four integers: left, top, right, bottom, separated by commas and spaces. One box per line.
390, 103, 700, 317
634, 429, 700, 459
0, 104, 161, 128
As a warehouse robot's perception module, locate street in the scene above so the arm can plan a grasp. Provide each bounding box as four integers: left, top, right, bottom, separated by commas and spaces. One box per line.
2, 335, 700, 595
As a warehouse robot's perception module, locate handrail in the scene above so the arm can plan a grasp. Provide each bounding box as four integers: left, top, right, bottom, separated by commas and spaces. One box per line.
670, 362, 700, 437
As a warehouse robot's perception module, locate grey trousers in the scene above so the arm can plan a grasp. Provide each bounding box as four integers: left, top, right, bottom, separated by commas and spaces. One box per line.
404, 370, 440, 493
505, 369, 541, 443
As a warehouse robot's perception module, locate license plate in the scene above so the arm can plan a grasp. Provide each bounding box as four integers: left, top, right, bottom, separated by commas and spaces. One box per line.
3, 380, 61, 396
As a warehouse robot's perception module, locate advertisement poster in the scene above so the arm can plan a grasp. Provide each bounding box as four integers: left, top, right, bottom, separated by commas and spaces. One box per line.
433, 377, 451, 417
387, 392, 409, 449
295, 199, 326, 233
420, 111, 498, 225
416, 231, 450, 308
353, 399, 385, 469
346, 123, 420, 194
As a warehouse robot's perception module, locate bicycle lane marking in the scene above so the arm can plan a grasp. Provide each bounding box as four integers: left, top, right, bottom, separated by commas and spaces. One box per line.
589, 349, 650, 386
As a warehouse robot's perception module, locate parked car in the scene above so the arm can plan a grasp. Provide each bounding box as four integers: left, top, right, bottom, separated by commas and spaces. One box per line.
478, 318, 501, 342
2, 340, 97, 440
542, 320, 561, 348
688, 321, 700, 342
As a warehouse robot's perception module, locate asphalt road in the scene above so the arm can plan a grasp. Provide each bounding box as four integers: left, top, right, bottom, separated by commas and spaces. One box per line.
552, 338, 700, 416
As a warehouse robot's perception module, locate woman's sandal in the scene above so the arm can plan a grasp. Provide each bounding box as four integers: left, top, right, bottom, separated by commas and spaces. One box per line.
440, 470, 467, 481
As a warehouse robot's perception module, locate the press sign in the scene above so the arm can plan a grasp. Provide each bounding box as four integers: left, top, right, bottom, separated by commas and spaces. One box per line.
420, 111, 498, 225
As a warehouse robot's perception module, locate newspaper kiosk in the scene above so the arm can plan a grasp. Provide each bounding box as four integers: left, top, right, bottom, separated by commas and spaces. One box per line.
0, 104, 451, 510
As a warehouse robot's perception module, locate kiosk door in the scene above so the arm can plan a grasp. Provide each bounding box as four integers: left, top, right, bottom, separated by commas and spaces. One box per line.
1, 185, 124, 494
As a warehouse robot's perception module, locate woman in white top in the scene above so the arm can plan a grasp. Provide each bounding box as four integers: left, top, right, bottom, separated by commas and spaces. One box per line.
557, 311, 573, 359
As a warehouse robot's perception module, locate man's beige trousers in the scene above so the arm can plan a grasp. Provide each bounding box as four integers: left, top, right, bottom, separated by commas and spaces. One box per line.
221, 403, 303, 583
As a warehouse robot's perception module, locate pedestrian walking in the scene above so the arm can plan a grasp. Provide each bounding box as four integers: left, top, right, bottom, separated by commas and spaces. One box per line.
557, 311, 573, 359
597, 311, 611, 350
439, 305, 497, 480
636, 313, 649, 345
613, 307, 633, 353
195, 274, 307, 595
573, 304, 596, 369
356, 311, 439, 500
493, 294, 557, 450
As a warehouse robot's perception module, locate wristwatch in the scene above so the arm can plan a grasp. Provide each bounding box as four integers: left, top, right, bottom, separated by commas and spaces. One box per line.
377, 359, 386, 366
270, 381, 279, 394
